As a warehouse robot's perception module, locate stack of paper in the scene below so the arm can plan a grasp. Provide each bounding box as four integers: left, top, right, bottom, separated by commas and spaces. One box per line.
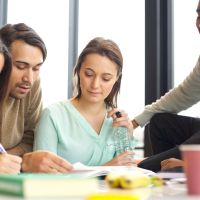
70, 162, 155, 178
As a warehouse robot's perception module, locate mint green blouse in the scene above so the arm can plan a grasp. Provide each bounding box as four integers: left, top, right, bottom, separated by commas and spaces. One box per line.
33, 100, 138, 166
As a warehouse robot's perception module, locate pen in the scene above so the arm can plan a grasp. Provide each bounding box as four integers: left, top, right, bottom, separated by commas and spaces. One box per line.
0, 143, 7, 154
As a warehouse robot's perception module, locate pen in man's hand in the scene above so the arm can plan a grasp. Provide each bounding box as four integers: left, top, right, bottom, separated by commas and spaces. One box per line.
0, 143, 7, 154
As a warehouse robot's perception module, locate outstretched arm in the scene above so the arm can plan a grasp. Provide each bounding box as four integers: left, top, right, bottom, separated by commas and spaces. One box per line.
134, 56, 200, 127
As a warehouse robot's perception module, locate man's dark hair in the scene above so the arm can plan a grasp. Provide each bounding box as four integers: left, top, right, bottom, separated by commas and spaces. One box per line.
0, 23, 47, 61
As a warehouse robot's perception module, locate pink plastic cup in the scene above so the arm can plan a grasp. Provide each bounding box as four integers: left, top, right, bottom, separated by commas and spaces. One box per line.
179, 145, 200, 195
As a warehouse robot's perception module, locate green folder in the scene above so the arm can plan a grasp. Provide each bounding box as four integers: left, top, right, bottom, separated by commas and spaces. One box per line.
0, 173, 98, 197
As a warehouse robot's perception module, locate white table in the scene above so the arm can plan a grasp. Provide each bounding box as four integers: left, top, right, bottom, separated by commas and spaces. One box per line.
0, 180, 200, 200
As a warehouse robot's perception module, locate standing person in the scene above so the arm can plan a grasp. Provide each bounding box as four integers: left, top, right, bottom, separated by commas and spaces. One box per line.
131, 0, 200, 172
0, 23, 73, 173
34, 37, 138, 166
0, 39, 22, 173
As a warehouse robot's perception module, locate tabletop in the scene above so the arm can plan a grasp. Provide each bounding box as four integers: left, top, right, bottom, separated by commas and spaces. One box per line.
0, 180, 199, 200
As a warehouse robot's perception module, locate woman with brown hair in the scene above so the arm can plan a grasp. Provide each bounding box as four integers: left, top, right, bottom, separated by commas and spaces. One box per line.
34, 37, 138, 166
0, 39, 22, 173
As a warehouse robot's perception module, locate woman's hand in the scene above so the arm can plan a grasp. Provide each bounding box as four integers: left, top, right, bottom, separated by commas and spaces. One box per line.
101, 151, 137, 166
161, 158, 184, 171
0, 154, 22, 174
107, 109, 134, 139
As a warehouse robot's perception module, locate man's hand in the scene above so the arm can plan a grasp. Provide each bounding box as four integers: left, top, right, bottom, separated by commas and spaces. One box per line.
0, 154, 22, 174
21, 151, 74, 173
131, 119, 139, 129
161, 158, 184, 171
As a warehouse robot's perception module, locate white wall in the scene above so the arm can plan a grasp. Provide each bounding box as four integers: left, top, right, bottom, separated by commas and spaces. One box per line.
7, 0, 69, 108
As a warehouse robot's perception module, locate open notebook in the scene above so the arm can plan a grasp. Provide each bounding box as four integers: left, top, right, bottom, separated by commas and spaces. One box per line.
70, 162, 155, 178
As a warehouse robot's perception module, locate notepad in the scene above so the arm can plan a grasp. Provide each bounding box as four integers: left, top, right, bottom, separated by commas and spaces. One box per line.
70, 162, 155, 178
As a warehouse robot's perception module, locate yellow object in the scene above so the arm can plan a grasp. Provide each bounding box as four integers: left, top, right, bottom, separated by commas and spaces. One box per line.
87, 194, 142, 200
105, 171, 163, 189
151, 176, 163, 186
105, 171, 123, 188
119, 171, 152, 189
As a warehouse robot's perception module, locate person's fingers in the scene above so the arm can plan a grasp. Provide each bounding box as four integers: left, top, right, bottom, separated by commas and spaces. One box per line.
49, 162, 71, 174
161, 164, 168, 171
5, 167, 19, 174
7, 154, 22, 164
118, 151, 135, 159
112, 115, 129, 123
161, 161, 170, 171
160, 159, 168, 166
122, 158, 137, 164
0, 154, 22, 165
123, 163, 137, 167
114, 113, 128, 119
107, 109, 124, 119
40, 166, 63, 174
112, 110, 126, 119
0, 155, 21, 170
107, 108, 119, 118
112, 117, 131, 127
161, 161, 168, 169
161, 158, 184, 171
50, 154, 74, 173
0, 164, 19, 174
36, 165, 61, 174
112, 110, 126, 120
8, 161, 21, 171
31, 158, 65, 174
21, 151, 74, 173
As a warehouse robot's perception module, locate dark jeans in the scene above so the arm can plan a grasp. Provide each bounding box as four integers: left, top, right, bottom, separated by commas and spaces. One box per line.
138, 113, 200, 172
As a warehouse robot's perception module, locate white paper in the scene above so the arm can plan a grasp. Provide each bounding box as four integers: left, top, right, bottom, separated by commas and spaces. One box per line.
70, 162, 155, 178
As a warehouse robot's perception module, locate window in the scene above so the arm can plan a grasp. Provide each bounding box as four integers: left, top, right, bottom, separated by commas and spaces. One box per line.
79, 0, 145, 157
174, 0, 200, 117
7, 0, 69, 108
7, 0, 145, 157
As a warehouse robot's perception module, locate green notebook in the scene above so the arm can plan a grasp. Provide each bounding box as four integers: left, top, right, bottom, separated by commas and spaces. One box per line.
0, 173, 98, 197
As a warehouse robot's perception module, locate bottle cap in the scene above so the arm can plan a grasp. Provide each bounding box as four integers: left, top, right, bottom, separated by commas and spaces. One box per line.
116, 111, 122, 118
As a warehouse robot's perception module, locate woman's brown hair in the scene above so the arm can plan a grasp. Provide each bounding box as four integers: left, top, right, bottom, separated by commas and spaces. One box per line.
0, 39, 12, 136
73, 37, 123, 108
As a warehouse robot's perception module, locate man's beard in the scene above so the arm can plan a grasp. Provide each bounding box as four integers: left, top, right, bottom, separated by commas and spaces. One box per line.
9, 82, 32, 100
